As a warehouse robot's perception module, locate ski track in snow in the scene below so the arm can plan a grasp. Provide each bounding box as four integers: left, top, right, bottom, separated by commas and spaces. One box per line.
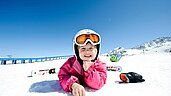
0, 53, 171, 96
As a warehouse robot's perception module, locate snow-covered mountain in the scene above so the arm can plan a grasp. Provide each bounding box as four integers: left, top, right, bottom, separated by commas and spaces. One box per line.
103, 37, 171, 56
132, 37, 171, 53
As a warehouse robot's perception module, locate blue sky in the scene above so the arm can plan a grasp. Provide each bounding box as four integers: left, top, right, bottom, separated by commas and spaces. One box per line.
0, 0, 171, 57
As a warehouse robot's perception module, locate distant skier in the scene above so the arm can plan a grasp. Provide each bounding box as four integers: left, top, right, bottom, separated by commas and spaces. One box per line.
58, 29, 107, 96
110, 53, 122, 62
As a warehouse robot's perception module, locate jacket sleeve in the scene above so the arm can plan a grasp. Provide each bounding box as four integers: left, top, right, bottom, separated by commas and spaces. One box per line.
83, 60, 107, 90
58, 58, 80, 92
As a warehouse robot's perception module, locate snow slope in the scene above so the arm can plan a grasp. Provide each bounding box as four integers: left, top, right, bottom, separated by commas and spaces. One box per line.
132, 37, 171, 53
1, 37, 171, 96
1, 52, 171, 96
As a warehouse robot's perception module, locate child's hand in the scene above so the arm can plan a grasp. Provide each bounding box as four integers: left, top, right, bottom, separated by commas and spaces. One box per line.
83, 60, 93, 71
71, 83, 86, 96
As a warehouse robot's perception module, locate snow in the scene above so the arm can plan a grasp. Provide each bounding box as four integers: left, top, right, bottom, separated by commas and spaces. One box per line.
124, 49, 143, 56
1, 46, 171, 96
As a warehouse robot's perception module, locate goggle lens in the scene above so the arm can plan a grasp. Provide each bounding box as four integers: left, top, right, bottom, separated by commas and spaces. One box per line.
76, 34, 100, 45
89, 34, 99, 43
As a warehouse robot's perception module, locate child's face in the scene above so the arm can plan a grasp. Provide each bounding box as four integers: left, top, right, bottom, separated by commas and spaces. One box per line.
78, 43, 97, 61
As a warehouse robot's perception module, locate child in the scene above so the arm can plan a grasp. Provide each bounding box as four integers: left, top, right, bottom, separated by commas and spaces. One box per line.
58, 29, 107, 96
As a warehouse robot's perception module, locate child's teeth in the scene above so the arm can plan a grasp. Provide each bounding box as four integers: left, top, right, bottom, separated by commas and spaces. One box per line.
85, 55, 91, 57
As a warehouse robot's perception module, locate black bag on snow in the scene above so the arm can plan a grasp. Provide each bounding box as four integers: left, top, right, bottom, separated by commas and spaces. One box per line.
120, 72, 145, 83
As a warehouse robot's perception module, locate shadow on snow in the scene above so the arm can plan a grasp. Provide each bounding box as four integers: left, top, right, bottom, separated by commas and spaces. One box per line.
29, 80, 66, 93
29, 79, 97, 95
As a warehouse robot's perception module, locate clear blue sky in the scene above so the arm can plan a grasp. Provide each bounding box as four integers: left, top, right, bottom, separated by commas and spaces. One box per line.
0, 0, 171, 57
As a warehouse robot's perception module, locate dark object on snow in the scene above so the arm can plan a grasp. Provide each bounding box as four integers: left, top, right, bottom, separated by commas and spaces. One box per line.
49, 68, 56, 74
106, 66, 122, 72
120, 72, 145, 83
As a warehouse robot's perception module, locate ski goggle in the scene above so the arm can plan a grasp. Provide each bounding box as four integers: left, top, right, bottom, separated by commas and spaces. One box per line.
75, 34, 101, 46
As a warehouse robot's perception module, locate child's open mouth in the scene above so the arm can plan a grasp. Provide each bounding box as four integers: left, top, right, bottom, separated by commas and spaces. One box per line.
84, 55, 92, 58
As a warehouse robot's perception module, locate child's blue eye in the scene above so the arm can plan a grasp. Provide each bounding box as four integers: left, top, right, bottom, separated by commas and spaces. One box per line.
89, 48, 93, 50
81, 48, 86, 51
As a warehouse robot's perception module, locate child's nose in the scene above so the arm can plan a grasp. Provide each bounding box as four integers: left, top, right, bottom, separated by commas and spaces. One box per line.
84, 49, 91, 53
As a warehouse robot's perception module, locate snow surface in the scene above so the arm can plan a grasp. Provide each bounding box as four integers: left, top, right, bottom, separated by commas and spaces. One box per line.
1, 37, 171, 96
1, 51, 171, 96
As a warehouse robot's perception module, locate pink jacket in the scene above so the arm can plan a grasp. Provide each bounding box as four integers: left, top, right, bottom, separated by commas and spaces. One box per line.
58, 56, 107, 92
